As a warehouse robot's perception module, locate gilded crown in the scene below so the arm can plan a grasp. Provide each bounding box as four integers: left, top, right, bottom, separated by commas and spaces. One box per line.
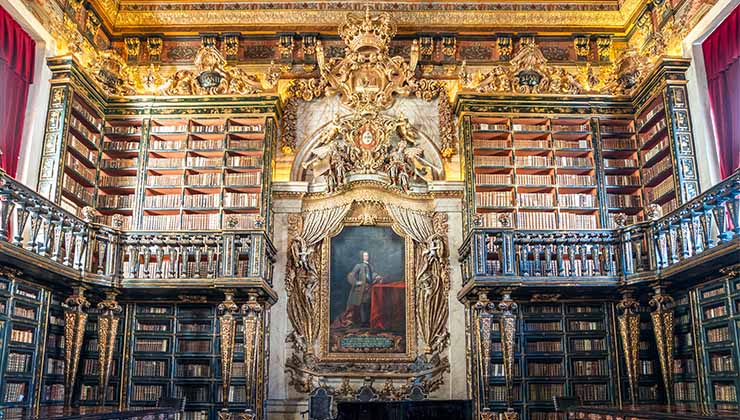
339, 9, 397, 54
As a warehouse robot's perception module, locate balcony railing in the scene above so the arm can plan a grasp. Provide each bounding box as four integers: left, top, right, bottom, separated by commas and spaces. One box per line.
459, 170, 740, 289
0, 172, 276, 292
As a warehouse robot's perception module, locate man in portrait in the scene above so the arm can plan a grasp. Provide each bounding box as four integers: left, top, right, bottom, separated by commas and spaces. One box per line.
345, 250, 383, 327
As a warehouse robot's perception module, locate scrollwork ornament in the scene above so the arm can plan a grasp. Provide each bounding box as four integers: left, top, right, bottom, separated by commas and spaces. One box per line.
241, 295, 264, 417
96, 291, 122, 404
219, 291, 240, 411
650, 287, 675, 405
417, 213, 451, 355
617, 294, 641, 404
498, 293, 518, 407
63, 286, 90, 406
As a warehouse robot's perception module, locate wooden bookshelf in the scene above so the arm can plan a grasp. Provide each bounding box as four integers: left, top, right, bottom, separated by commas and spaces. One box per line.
697, 278, 740, 411
40, 294, 65, 408
0, 277, 48, 412
77, 305, 126, 407
672, 291, 700, 407
636, 96, 677, 216
61, 93, 105, 215
469, 116, 600, 230
485, 301, 615, 420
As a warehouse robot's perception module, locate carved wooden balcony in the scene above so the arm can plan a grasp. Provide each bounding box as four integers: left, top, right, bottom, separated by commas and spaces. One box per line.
459, 170, 740, 297
0, 172, 276, 301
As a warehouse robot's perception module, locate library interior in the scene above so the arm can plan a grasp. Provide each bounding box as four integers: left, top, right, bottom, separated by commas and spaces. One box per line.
0, 0, 738, 419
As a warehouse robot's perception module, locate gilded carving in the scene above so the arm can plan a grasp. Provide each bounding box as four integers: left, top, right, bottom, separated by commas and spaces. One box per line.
242, 295, 264, 419
88, 50, 137, 96
124, 36, 141, 62
223, 34, 240, 60
219, 291, 240, 412
280, 97, 298, 154
147, 36, 163, 61
650, 287, 675, 405
498, 293, 517, 407
461, 43, 586, 94
441, 36, 457, 58
162, 46, 279, 95
602, 48, 648, 95
596, 36, 612, 62
63, 286, 89, 407
617, 294, 640, 404
573, 35, 590, 60
96, 291, 122, 404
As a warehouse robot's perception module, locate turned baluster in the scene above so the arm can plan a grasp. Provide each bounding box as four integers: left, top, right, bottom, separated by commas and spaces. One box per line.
62, 222, 75, 267
141, 243, 152, 279
544, 243, 553, 276
556, 242, 565, 276
72, 224, 88, 270
205, 239, 216, 278
167, 241, 178, 279
26, 206, 43, 252
713, 199, 732, 243
579, 241, 588, 276
591, 242, 600, 275
519, 243, 530, 276
154, 239, 165, 279
727, 190, 740, 238
678, 213, 692, 260
690, 206, 704, 255
96, 236, 107, 274
39, 216, 52, 256
51, 217, 65, 262
13, 199, 30, 246
180, 244, 190, 278
193, 241, 203, 278
0, 193, 15, 240
566, 242, 576, 276
533, 243, 542, 276
127, 242, 140, 278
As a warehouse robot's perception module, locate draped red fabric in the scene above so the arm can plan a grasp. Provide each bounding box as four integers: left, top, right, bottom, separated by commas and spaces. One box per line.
0, 6, 35, 178
703, 5, 740, 179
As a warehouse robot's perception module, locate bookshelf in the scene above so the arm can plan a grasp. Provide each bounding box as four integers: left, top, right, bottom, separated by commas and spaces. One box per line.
485, 301, 615, 420
138, 117, 267, 231
0, 277, 48, 412
597, 118, 644, 228
636, 96, 677, 216
696, 277, 740, 411
469, 117, 599, 230
77, 305, 126, 407
40, 294, 65, 408
126, 303, 223, 418
61, 93, 105, 215
672, 291, 700, 408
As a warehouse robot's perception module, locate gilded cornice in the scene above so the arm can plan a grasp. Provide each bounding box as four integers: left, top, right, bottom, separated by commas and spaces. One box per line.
113, 9, 632, 32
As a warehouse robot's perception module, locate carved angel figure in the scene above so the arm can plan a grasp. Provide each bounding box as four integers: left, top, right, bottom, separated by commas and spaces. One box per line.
290, 236, 319, 301
303, 116, 351, 192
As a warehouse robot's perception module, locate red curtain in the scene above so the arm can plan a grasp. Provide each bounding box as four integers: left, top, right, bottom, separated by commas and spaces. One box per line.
0, 6, 35, 178
703, 5, 740, 179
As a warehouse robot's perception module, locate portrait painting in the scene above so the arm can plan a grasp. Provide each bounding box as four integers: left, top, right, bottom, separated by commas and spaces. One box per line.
327, 225, 408, 355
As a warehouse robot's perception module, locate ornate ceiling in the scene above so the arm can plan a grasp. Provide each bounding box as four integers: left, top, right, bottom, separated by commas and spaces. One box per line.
92, 0, 642, 33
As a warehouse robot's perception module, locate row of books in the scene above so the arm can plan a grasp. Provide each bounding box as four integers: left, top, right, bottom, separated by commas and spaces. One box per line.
600, 124, 635, 134
179, 322, 212, 333
223, 192, 260, 208
70, 117, 101, 145
638, 385, 659, 400
473, 139, 510, 149
637, 103, 665, 129
573, 383, 608, 401
569, 320, 603, 331
80, 385, 116, 401
645, 176, 674, 202
135, 339, 168, 353
11, 328, 34, 344
69, 138, 99, 162
518, 212, 557, 229
176, 363, 210, 377
640, 360, 655, 375
642, 137, 670, 163
558, 193, 595, 207
43, 384, 64, 401
150, 140, 183, 150
674, 358, 696, 375
101, 157, 139, 170
178, 340, 211, 353
529, 383, 564, 401
476, 191, 512, 207
183, 194, 221, 208
607, 193, 642, 208
13, 306, 36, 320
72, 104, 103, 130
554, 139, 591, 149
47, 358, 64, 375
187, 173, 221, 185
571, 338, 606, 352
703, 287, 725, 299
526, 321, 561, 332
518, 174, 552, 185
100, 176, 137, 188
602, 138, 638, 149
705, 305, 728, 320
66, 154, 96, 182
674, 381, 698, 401
713, 383, 738, 402
47, 334, 64, 350
103, 140, 140, 151
98, 194, 134, 208
136, 321, 170, 332
639, 119, 668, 144
131, 384, 163, 401
560, 213, 598, 230
606, 174, 641, 186
604, 158, 639, 168
175, 385, 208, 402
709, 353, 735, 372
526, 340, 562, 352
643, 158, 672, 183
490, 385, 521, 401
138, 306, 171, 315
134, 360, 167, 376
144, 194, 182, 208
4, 382, 27, 402
528, 362, 563, 376
6, 352, 31, 372
573, 359, 608, 376
518, 193, 554, 207
105, 125, 142, 135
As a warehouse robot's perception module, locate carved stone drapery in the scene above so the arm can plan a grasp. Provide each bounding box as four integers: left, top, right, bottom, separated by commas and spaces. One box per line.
617, 293, 641, 404
650, 286, 675, 406
218, 291, 240, 413
242, 295, 264, 419
96, 291, 122, 405
498, 293, 518, 410
63, 286, 89, 407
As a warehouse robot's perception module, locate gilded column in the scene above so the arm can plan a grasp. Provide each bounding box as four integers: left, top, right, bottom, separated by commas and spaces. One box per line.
474, 292, 495, 420
498, 292, 518, 420
617, 291, 640, 405
241, 294, 264, 420
218, 290, 240, 420
63, 286, 89, 406
650, 285, 675, 406
97, 291, 122, 405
